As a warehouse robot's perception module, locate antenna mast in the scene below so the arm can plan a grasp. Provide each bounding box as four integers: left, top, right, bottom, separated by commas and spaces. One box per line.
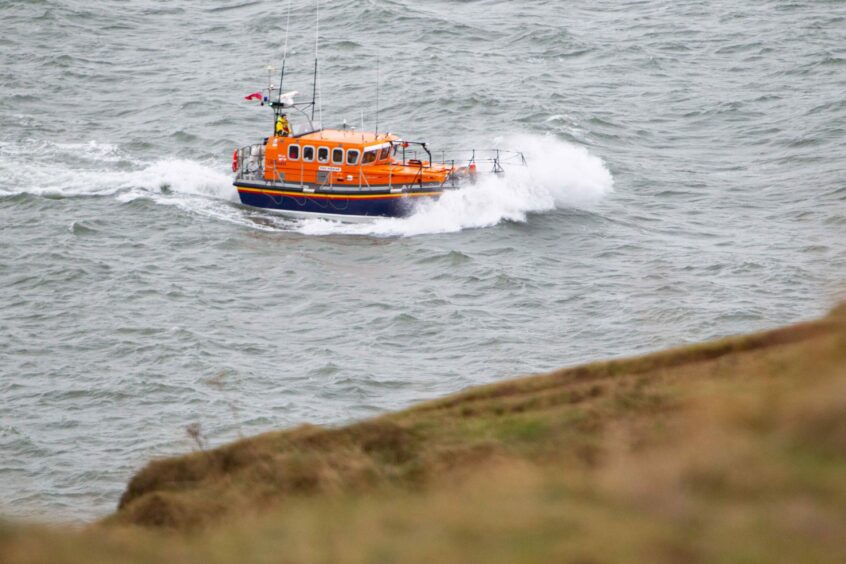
278, 0, 292, 103
311, 0, 319, 122
375, 57, 380, 136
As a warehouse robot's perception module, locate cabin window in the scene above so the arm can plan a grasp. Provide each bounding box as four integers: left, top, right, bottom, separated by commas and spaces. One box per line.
347, 149, 360, 165
317, 147, 329, 163
362, 150, 377, 165
303, 146, 315, 162
380, 146, 391, 160
332, 148, 344, 164
288, 144, 300, 160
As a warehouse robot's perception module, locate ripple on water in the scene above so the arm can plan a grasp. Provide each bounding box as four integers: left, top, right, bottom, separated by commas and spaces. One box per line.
2, 0, 846, 523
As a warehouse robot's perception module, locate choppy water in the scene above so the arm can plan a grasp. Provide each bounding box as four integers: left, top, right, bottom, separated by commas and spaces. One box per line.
2, 0, 845, 521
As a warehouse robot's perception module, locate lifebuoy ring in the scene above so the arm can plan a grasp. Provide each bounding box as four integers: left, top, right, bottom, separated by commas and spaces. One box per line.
232, 149, 239, 172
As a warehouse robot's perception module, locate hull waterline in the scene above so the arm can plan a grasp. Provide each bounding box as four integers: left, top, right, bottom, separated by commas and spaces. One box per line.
234, 182, 445, 221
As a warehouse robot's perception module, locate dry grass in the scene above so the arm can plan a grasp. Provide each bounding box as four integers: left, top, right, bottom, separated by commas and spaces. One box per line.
2, 304, 846, 563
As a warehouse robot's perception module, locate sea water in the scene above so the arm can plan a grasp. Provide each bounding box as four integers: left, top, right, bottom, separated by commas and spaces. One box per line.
1, 0, 845, 520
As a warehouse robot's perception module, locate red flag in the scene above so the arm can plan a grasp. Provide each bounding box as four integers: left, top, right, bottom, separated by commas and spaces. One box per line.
244, 91, 263, 101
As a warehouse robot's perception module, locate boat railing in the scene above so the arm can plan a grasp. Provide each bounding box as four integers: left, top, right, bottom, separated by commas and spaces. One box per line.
235, 143, 265, 180
392, 142, 526, 174
234, 141, 526, 190
435, 149, 527, 173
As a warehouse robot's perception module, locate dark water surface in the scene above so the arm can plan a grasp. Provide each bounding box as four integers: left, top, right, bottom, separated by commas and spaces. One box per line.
2, 0, 845, 520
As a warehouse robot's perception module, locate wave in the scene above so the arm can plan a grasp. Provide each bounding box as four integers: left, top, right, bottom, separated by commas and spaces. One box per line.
0, 139, 235, 201
0, 134, 612, 237
295, 133, 614, 237
113, 160, 236, 203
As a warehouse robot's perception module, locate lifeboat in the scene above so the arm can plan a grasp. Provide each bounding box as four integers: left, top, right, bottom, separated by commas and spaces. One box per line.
233, 79, 524, 222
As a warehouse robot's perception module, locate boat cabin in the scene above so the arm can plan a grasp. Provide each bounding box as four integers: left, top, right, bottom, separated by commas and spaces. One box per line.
254, 129, 454, 190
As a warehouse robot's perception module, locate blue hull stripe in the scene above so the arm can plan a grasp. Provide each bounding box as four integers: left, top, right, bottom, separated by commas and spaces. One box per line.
234, 184, 444, 218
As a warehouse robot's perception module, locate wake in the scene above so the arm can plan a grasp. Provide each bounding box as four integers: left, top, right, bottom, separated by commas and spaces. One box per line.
0, 134, 612, 237
295, 134, 614, 237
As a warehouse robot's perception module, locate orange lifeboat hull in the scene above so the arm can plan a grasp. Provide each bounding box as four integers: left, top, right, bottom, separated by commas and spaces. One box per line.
233, 129, 461, 220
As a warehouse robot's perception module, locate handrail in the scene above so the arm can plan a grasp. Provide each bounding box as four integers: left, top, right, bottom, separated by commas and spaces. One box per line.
433, 148, 527, 165
388, 141, 526, 171
233, 141, 526, 187
235, 143, 266, 181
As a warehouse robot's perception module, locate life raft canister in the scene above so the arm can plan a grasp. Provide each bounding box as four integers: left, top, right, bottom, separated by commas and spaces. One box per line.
232, 149, 239, 172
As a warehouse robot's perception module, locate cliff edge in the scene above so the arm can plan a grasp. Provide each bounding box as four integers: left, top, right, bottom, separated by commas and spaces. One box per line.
3, 304, 845, 563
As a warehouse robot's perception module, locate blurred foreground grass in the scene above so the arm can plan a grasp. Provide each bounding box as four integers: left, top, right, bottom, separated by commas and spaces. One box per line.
3, 304, 846, 563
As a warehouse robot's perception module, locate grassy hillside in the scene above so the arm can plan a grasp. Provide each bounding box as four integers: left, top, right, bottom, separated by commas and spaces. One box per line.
2, 304, 846, 563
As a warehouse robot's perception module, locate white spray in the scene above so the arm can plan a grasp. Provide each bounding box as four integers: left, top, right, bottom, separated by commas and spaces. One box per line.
1, 134, 612, 237
297, 133, 614, 237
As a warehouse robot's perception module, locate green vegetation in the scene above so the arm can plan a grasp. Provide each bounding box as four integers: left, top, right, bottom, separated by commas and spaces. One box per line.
3, 304, 846, 563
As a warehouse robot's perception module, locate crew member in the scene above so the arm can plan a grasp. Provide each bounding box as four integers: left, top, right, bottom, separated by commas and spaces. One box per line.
276, 114, 292, 137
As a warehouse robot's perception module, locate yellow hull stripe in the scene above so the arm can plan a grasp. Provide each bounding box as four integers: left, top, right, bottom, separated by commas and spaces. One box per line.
235, 186, 442, 200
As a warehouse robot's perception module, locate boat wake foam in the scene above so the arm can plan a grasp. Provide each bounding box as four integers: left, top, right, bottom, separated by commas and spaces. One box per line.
0, 140, 235, 202
294, 134, 613, 237
112, 159, 237, 205
1, 134, 612, 237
